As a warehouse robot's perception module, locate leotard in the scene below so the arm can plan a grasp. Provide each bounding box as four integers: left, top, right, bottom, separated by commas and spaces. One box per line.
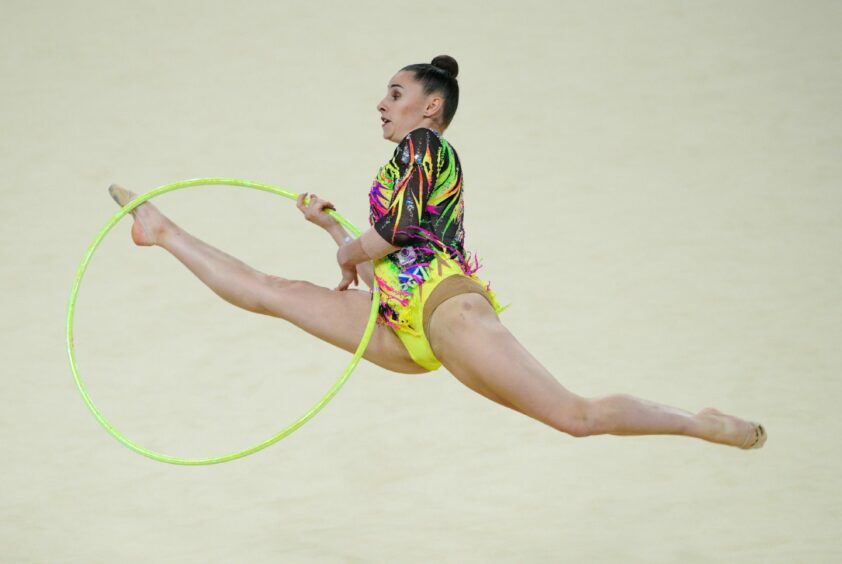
368, 127, 507, 370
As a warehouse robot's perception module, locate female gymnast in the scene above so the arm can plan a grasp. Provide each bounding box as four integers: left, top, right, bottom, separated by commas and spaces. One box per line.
108, 55, 765, 449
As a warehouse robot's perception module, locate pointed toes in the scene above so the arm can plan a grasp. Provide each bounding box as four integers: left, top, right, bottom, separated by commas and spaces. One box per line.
108, 184, 137, 207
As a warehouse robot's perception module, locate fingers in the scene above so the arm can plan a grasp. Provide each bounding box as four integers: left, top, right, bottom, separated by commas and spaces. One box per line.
335, 265, 359, 291
295, 192, 308, 213
296, 192, 336, 218
315, 197, 336, 213
306, 193, 333, 209
336, 273, 352, 291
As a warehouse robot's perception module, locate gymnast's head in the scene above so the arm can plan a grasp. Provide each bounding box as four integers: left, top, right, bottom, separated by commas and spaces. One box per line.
377, 55, 460, 143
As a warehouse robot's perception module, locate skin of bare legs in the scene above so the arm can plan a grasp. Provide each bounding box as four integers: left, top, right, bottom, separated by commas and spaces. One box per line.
427, 293, 765, 448
104, 50, 766, 450
109, 185, 428, 375
111, 185, 764, 448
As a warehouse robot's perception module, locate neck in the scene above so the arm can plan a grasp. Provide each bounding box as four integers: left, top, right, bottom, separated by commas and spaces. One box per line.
394, 120, 444, 142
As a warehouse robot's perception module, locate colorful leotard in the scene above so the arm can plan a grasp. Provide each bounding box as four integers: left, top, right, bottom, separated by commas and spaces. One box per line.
368, 127, 508, 370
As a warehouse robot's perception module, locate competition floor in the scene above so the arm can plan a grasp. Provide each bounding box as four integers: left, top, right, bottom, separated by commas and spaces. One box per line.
2, 1, 840, 562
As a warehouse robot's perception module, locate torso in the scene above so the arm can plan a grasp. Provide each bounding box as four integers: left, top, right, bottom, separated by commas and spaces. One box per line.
368, 127, 467, 287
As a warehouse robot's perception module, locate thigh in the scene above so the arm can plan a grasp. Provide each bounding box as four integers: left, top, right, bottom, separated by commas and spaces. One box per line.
429, 294, 585, 425
258, 276, 428, 374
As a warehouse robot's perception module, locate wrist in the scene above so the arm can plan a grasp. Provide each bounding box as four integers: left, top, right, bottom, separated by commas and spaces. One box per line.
336, 242, 352, 267
327, 224, 351, 244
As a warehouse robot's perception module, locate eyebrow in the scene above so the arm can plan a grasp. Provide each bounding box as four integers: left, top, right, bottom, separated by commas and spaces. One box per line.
389, 84, 404, 89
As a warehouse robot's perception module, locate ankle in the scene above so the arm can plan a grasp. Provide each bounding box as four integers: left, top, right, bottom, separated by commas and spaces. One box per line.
157, 221, 179, 247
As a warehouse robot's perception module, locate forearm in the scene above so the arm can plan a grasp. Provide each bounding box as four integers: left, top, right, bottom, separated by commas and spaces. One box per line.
326, 224, 375, 289
325, 223, 354, 247
341, 227, 401, 265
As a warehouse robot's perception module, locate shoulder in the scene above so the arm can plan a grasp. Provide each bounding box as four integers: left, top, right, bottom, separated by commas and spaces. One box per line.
395, 128, 445, 165
401, 127, 444, 148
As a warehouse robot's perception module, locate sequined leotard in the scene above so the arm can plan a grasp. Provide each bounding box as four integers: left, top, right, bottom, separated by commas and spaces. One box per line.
368, 127, 507, 369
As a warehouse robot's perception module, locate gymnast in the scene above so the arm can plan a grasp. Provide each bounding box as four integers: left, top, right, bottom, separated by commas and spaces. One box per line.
108, 55, 765, 449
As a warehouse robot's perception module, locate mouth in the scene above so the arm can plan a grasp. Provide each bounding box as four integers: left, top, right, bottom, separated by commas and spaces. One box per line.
381, 117, 391, 128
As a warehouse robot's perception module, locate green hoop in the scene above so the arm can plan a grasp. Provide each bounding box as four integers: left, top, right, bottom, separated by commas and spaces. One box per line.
66, 177, 380, 465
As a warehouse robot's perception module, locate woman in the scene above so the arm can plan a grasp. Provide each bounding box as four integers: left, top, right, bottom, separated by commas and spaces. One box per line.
109, 55, 765, 449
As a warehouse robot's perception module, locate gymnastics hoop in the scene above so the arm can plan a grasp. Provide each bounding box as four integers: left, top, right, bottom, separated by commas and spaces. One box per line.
66, 177, 380, 465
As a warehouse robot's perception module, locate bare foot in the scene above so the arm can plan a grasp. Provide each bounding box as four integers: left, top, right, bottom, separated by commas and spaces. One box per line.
108, 184, 170, 246
696, 407, 766, 449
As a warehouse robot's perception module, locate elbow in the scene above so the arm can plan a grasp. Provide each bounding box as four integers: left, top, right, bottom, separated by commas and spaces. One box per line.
390, 232, 414, 247
373, 224, 416, 248
388, 224, 425, 247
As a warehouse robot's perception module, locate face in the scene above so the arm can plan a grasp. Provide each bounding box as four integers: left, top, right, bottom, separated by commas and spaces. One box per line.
376, 70, 444, 143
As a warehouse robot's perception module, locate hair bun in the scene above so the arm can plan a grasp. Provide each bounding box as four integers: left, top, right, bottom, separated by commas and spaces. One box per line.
431, 55, 459, 79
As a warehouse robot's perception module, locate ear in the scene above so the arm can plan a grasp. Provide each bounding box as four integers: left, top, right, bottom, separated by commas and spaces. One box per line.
423, 94, 444, 119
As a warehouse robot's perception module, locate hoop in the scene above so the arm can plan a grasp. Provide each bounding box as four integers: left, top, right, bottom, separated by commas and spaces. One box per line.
66, 177, 380, 465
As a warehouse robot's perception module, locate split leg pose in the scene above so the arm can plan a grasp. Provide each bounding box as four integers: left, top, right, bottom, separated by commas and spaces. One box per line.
106, 54, 765, 451
108, 183, 765, 449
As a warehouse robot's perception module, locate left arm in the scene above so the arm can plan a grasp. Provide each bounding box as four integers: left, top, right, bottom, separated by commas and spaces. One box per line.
335, 228, 400, 291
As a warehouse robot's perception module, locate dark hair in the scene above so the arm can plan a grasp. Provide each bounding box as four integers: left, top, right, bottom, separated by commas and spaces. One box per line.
401, 55, 460, 128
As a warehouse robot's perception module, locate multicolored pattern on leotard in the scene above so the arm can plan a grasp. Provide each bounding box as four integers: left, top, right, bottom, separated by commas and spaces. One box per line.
368, 127, 493, 333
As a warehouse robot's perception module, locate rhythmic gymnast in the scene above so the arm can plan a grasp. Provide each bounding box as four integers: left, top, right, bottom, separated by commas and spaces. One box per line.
108, 55, 765, 449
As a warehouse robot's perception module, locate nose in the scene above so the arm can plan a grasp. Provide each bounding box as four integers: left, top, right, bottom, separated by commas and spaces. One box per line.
376, 96, 386, 114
